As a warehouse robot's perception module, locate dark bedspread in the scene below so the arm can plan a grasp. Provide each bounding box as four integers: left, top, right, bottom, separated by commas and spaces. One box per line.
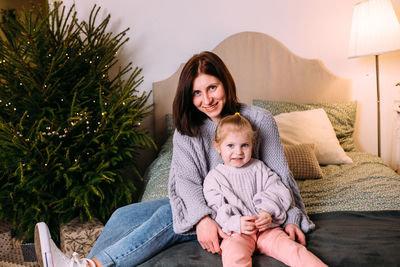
138, 210, 400, 267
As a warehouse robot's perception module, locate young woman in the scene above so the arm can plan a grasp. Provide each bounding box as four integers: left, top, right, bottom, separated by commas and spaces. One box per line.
202, 113, 326, 267
35, 51, 313, 267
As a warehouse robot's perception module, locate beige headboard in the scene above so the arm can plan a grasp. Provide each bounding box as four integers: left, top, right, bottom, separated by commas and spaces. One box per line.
153, 31, 351, 146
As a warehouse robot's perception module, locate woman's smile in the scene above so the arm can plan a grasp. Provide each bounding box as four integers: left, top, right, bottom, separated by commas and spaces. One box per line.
203, 103, 218, 111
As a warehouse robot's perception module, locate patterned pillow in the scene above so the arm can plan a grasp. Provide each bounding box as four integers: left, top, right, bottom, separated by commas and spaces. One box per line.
283, 144, 323, 179
140, 135, 172, 202
253, 100, 357, 152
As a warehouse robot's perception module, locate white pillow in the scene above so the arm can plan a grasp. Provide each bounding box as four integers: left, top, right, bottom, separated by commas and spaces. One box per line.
274, 108, 352, 165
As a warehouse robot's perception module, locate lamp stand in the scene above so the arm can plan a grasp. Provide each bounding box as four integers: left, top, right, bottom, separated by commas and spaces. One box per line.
375, 55, 381, 157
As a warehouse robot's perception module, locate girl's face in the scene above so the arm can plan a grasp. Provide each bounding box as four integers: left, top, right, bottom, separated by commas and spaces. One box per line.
192, 73, 226, 122
214, 130, 253, 168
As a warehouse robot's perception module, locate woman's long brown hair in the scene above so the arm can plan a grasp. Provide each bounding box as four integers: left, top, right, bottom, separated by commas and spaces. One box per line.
173, 51, 240, 137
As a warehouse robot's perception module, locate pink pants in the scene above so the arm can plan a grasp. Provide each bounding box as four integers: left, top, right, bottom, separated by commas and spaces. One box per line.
220, 227, 327, 267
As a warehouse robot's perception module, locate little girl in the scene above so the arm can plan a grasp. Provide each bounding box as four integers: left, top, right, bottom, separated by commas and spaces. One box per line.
203, 113, 327, 267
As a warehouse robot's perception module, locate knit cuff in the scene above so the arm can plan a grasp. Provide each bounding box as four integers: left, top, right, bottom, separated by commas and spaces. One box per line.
224, 215, 241, 235
283, 206, 301, 228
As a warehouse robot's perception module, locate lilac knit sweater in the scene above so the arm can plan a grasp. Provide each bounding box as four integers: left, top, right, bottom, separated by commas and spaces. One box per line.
203, 158, 292, 235
168, 104, 314, 235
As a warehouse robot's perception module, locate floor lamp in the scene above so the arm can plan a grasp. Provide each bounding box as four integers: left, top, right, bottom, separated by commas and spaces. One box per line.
348, 0, 400, 157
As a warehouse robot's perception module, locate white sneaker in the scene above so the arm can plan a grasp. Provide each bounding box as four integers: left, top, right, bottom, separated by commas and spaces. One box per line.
35, 222, 95, 267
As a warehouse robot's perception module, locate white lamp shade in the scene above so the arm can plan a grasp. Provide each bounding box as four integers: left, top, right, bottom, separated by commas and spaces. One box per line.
349, 0, 400, 58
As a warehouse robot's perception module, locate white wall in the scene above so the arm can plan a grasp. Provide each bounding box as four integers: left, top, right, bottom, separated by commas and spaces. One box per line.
62, 0, 400, 167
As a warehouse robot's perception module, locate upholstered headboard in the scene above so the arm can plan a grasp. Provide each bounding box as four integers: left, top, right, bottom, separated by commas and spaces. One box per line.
153, 31, 351, 146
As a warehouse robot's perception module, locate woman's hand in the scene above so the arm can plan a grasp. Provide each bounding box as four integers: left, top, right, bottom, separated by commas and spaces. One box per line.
240, 216, 258, 235
255, 210, 272, 232
284, 223, 306, 246
196, 216, 228, 254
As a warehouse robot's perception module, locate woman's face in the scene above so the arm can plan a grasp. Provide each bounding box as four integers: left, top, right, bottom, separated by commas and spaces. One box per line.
192, 73, 226, 122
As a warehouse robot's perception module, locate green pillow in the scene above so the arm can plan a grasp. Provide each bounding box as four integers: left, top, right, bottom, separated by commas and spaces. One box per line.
253, 100, 357, 152
140, 135, 172, 202
140, 114, 176, 202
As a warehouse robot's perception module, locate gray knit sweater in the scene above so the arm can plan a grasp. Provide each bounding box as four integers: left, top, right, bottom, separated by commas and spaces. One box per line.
203, 158, 292, 235
168, 104, 315, 235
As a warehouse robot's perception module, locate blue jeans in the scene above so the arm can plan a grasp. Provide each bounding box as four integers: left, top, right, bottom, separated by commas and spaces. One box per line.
88, 198, 196, 267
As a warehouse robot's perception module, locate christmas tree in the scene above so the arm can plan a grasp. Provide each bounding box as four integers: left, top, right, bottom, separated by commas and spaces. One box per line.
0, 3, 155, 242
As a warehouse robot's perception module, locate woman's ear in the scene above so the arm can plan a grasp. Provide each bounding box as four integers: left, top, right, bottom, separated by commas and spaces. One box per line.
213, 141, 221, 154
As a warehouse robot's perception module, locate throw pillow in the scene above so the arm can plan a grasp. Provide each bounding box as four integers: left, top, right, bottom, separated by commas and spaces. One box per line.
283, 144, 323, 179
253, 100, 357, 152
274, 108, 353, 165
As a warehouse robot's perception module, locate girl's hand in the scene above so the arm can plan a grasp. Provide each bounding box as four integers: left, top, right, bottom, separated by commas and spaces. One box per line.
255, 210, 272, 232
240, 216, 258, 235
196, 216, 228, 254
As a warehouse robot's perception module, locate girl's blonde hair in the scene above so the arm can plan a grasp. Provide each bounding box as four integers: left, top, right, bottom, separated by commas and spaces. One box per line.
214, 113, 256, 145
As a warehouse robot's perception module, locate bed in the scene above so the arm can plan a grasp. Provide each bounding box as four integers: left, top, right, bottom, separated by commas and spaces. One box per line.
138, 31, 400, 267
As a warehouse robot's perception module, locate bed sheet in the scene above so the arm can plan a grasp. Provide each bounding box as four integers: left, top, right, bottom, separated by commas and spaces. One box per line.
297, 151, 400, 214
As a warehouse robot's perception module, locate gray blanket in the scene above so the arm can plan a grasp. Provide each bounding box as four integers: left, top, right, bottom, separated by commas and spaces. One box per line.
139, 210, 400, 267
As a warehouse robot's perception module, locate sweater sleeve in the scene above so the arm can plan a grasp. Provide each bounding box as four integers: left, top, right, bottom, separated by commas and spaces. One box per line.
203, 172, 241, 235
253, 163, 292, 225
168, 131, 214, 234
252, 108, 310, 231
